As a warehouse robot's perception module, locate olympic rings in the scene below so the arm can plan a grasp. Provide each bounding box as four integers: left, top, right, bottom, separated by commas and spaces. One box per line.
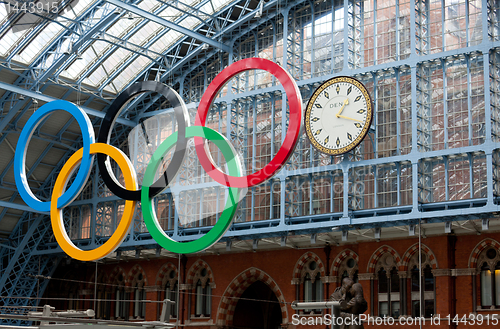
141, 126, 242, 254
14, 58, 302, 260
194, 57, 302, 188
14, 100, 95, 212
97, 81, 189, 201
51, 143, 137, 261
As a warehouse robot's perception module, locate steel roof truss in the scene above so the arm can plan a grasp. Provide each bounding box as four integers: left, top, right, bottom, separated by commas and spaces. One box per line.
106, 0, 230, 52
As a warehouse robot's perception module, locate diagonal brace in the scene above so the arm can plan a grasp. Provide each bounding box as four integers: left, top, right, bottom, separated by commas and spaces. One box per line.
106, 0, 230, 52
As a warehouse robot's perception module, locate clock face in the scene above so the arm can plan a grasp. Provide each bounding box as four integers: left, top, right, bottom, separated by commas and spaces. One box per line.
304, 76, 373, 155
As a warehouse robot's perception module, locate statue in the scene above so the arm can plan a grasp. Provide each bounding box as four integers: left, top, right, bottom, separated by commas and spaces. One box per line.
330, 277, 367, 329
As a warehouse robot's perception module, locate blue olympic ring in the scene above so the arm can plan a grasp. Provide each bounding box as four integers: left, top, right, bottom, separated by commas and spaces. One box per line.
14, 100, 95, 211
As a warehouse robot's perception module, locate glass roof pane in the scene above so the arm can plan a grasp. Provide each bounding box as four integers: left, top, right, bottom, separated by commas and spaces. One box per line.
137, 0, 159, 12
157, 7, 181, 20
107, 14, 137, 38
86, 48, 132, 87
179, 16, 198, 29
63, 17, 143, 83
61, 0, 167, 86
201, 0, 229, 14
152, 30, 181, 49
64, 0, 96, 20
0, 5, 8, 22
18, 24, 64, 63
43, 0, 235, 92
128, 21, 162, 45
61, 40, 108, 80
0, 28, 29, 58
12, 0, 97, 64
109, 55, 150, 91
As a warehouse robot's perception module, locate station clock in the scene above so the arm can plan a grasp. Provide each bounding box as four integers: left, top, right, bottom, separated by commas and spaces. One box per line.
304, 76, 373, 155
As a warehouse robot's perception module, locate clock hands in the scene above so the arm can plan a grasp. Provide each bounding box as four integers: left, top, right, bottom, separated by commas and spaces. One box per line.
336, 98, 349, 118
334, 98, 363, 123
337, 114, 363, 123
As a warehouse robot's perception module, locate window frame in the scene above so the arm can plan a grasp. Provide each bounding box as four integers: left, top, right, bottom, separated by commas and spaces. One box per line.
477, 247, 500, 309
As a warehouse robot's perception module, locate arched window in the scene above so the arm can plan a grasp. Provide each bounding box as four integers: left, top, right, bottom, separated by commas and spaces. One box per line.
133, 272, 146, 319
93, 273, 110, 320
477, 248, 500, 308
162, 268, 178, 319
304, 272, 322, 304
301, 260, 323, 314
194, 268, 212, 317
114, 273, 128, 320
375, 253, 400, 318
410, 265, 435, 317
158, 265, 178, 321
165, 281, 178, 318
408, 252, 436, 317
337, 257, 359, 284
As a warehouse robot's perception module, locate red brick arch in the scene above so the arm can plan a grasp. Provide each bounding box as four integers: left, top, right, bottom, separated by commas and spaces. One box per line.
292, 251, 326, 279
155, 262, 178, 286
401, 243, 438, 271
216, 267, 288, 327
367, 245, 402, 273
109, 266, 128, 286
127, 264, 149, 286
186, 259, 214, 286
331, 249, 359, 276
469, 238, 500, 268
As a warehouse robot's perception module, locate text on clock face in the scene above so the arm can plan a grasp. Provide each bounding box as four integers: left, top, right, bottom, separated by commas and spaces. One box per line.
304, 76, 372, 155
309, 83, 367, 149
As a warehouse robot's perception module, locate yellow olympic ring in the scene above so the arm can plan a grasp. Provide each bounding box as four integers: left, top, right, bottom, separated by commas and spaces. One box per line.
51, 143, 138, 261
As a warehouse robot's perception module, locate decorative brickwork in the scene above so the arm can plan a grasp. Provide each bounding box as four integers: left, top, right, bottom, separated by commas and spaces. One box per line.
468, 238, 500, 268
155, 262, 178, 287
367, 245, 402, 273
330, 249, 359, 277
216, 267, 288, 327
186, 259, 215, 289
401, 243, 438, 271
109, 266, 127, 287
291, 251, 325, 282
127, 264, 149, 287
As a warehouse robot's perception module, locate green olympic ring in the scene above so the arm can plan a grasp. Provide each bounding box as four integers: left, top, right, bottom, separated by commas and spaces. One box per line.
141, 126, 243, 254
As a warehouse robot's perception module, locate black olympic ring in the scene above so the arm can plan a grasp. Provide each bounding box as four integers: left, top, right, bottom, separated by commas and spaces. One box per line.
97, 81, 190, 201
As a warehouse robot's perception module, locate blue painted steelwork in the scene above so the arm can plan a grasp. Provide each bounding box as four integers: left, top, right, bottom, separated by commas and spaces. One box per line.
106, 0, 230, 52
0, 81, 135, 126
0, 4, 124, 133
2, 0, 500, 323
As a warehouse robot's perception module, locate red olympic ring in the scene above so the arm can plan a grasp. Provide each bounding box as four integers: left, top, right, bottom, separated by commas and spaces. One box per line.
194, 58, 302, 188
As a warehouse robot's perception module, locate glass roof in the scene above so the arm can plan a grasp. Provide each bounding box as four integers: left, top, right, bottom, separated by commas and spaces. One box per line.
0, 0, 96, 62
0, 0, 235, 94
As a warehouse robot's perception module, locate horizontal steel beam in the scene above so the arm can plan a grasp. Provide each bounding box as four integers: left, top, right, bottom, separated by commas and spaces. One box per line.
106, 0, 230, 52
0, 201, 48, 215
0, 81, 135, 128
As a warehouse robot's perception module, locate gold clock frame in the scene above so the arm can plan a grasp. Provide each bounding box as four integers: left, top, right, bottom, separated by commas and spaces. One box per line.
304, 76, 373, 155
